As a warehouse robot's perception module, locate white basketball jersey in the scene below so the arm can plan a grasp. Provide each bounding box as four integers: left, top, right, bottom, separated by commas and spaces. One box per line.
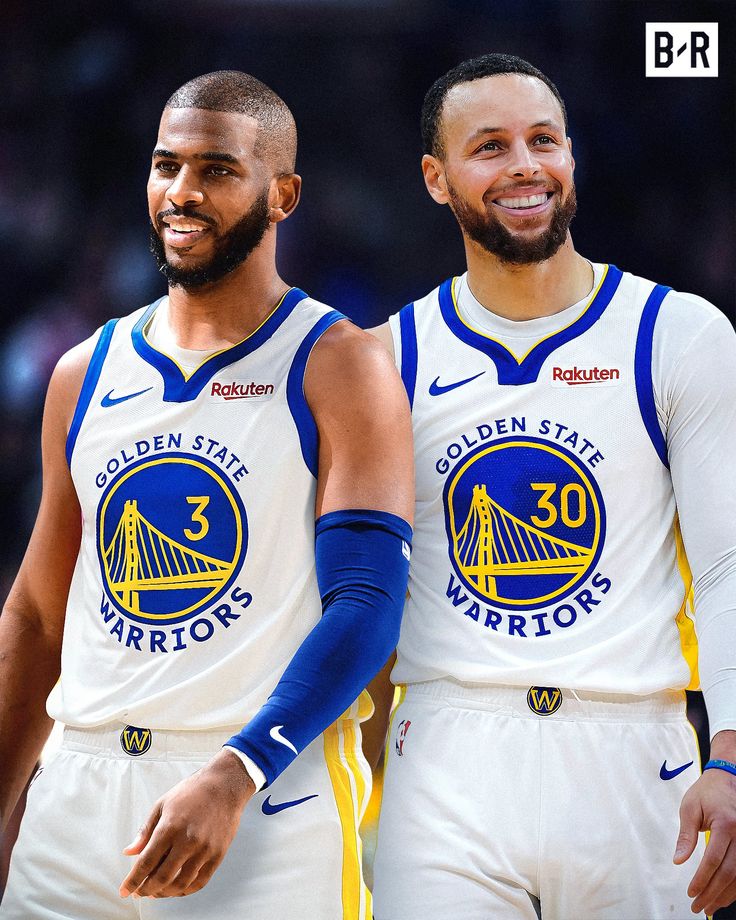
49, 289, 344, 729
389, 263, 698, 694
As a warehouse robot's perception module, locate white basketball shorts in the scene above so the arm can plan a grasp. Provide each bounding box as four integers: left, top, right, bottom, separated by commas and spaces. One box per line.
373, 680, 705, 920
1, 714, 371, 920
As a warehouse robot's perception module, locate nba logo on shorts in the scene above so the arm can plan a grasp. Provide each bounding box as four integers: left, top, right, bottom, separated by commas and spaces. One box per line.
395, 719, 411, 756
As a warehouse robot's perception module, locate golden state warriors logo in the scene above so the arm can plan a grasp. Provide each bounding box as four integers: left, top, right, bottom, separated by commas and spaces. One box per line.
97, 453, 247, 624
527, 687, 563, 716
444, 437, 605, 610
120, 725, 152, 756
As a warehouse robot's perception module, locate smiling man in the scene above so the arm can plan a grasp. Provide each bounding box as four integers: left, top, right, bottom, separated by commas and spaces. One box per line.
0, 71, 413, 919
369, 54, 736, 920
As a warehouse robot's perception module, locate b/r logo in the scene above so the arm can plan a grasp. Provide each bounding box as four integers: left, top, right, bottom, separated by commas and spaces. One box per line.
646, 23, 718, 77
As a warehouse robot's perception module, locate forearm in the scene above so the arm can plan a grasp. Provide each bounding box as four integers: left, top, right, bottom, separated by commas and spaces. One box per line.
0, 605, 61, 829
227, 510, 411, 786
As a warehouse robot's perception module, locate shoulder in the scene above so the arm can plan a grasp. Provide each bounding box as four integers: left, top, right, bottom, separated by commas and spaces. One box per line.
306, 318, 400, 393
47, 330, 102, 432
366, 322, 394, 359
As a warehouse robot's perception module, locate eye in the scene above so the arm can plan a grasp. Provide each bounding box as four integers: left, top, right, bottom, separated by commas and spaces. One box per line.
207, 165, 231, 177
477, 140, 502, 154
154, 161, 178, 173
533, 134, 556, 145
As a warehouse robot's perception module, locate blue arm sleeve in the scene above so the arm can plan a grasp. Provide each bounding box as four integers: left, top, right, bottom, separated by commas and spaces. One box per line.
225, 509, 412, 786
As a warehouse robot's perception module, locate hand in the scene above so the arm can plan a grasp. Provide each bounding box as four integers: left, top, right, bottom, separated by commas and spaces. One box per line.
674, 766, 736, 915
119, 748, 255, 899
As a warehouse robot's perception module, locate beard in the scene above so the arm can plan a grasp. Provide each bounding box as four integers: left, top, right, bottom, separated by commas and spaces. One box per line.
149, 191, 271, 289
447, 180, 577, 265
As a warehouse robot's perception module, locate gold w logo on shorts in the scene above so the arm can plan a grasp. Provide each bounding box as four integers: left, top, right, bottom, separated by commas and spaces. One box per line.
120, 725, 152, 756
527, 687, 562, 716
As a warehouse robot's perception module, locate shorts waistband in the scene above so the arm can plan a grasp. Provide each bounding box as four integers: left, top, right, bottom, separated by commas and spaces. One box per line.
402, 679, 687, 722
61, 724, 242, 760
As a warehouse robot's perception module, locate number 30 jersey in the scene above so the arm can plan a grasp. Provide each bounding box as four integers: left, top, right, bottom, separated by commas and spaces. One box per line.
49, 289, 343, 730
388, 262, 736, 703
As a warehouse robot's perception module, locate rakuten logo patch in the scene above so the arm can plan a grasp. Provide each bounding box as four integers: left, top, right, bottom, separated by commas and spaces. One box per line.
210, 381, 275, 400
551, 366, 621, 387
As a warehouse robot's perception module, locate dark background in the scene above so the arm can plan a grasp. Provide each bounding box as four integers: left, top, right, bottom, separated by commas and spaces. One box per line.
0, 0, 734, 912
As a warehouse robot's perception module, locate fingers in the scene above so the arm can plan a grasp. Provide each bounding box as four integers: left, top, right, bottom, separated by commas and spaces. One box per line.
119, 823, 173, 897
674, 792, 703, 865
691, 836, 736, 915
120, 825, 225, 899
122, 803, 161, 857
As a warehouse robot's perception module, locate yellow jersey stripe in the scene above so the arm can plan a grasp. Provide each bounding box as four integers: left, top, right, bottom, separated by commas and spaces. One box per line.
674, 514, 699, 690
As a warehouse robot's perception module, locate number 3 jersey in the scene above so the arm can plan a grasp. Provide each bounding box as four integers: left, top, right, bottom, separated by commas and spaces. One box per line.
49, 289, 344, 730
388, 263, 736, 721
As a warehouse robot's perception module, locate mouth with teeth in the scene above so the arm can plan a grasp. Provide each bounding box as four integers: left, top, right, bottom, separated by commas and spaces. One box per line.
491, 191, 553, 217
158, 214, 214, 250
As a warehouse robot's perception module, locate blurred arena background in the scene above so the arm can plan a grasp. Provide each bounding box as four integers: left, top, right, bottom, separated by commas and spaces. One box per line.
1, 0, 734, 912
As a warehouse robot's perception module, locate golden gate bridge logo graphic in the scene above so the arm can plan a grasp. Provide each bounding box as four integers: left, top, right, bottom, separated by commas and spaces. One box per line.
445, 438, 604, 609
98, 455, 245, 623
455, 483, 593, 596
103, 499, 235, 615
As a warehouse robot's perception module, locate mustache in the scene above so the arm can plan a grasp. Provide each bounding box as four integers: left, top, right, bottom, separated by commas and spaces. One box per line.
156, 208, 216, 228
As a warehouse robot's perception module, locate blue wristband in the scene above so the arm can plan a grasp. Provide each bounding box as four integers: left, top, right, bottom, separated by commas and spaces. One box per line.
703, 759, 736, 776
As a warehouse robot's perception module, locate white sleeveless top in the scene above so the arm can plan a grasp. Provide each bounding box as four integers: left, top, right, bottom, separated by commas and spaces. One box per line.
49, 289, 344, 729
388, 263, 702, 695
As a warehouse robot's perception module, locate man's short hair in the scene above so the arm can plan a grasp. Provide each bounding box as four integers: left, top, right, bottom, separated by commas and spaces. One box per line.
166, 70, 297, 173
421, 53, 568, 159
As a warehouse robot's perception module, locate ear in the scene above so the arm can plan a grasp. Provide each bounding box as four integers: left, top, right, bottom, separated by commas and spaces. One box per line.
269, 173, 301, 222
422, 154, 450, 205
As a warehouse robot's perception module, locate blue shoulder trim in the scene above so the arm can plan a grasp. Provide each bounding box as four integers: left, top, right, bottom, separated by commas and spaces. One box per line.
66, 318, 119, 465
398, 303, 418, 408
634, 284, 671, 468
438, 265, 623, 385
131, 288, 308, 403
286, 310, 346, 478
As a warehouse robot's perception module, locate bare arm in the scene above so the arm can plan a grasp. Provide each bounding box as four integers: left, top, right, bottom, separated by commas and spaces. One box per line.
0, 338, 93, 830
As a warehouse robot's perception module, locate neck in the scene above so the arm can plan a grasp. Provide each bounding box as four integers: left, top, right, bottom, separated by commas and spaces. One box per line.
464, 236, 593, 321
165, 243, 289, 350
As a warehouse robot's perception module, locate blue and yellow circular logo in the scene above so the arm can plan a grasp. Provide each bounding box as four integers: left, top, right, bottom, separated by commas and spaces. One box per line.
444, 437, 605, 610
97, 453, 247, 624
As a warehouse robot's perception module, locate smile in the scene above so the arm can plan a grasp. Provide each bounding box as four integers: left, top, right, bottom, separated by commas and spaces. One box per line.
492, 192, 553, 217
162, 225, 211, 249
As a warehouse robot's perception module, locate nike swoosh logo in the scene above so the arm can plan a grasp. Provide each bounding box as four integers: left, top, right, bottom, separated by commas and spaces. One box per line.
429, 372, 485, 396
261, 794, 318, 816
269, 725, 298, 754
101, 387, 153, 407
660, 759, 694, 780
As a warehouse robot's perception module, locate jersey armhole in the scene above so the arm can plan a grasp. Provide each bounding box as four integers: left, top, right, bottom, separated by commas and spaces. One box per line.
286, 310, 346, 477
634, 284, 671, 469
65, 318, 120, 466
397, 303, 418, 408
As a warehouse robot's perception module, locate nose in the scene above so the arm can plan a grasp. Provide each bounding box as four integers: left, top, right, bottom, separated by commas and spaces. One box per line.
166, 165, 204, 209
506, 139, 541, 180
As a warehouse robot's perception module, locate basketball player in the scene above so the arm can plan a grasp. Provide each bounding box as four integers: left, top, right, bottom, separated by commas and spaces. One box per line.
370, 54, 736, 920
0, 71, 413, 919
